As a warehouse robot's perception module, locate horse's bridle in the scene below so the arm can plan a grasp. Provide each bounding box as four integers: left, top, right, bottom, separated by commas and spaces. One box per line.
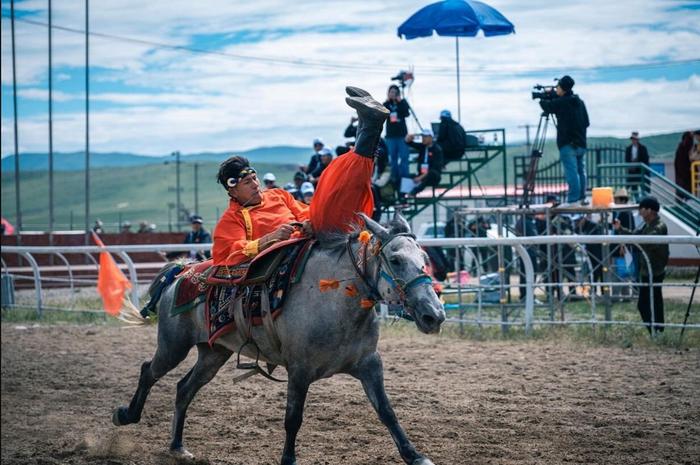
347, 232, 433, 310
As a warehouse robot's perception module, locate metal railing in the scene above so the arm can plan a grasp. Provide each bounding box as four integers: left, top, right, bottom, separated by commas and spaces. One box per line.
2, 237, 698, 336
597, 162, 700, 232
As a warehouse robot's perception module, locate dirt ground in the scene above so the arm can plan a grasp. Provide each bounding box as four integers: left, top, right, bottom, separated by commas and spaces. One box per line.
2, 324, 699, 465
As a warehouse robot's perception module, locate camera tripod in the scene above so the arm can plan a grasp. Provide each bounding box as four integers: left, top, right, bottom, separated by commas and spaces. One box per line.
519, 112, 554, 208
396, 79, 424, 132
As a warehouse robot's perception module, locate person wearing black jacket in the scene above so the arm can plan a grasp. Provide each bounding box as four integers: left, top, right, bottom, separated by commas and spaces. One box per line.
539, 75, 590, 205
625, 131, 650, 196
184, 215, 211, 260
383, 84, 411, 182
405, 128, 443, 196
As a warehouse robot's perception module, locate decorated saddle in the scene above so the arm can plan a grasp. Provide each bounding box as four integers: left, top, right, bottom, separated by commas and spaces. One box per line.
168, 237, 315, 345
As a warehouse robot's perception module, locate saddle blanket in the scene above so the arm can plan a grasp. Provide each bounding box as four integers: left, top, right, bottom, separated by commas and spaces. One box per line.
207, 239, 313, 344
166, 239, 315, 345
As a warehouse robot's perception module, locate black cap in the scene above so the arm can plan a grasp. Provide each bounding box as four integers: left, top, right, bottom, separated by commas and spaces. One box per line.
557, 75, 575, 92
638, 196, 660, 212
191, 215, 203, 224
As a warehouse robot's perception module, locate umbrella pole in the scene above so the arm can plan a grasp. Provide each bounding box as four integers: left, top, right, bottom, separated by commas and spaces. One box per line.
456, 36, 461, 122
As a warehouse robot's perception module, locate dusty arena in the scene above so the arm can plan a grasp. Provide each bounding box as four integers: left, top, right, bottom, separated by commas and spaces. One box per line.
2, 323, 699, 465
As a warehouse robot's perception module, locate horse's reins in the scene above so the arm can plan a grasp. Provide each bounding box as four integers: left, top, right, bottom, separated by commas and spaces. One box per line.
347, 232, 433, 314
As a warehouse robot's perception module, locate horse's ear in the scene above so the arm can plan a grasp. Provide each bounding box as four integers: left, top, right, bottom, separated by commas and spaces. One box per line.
388, 211, 411, 235
358, 213, 389, 241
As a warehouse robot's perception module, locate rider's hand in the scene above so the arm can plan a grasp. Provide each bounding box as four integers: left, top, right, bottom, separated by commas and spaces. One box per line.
404, 134, 414, 143
301, 220, 314, 237
263, 224, 295, 246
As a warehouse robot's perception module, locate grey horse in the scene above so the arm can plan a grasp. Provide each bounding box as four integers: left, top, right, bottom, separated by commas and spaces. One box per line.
112, 213, 446, 465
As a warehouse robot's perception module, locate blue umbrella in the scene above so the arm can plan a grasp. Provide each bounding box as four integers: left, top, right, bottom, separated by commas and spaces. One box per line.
398, 0, 515, 121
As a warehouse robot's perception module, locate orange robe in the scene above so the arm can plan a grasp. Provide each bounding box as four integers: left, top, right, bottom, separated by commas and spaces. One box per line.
213, 188, 309, 265
310, 151, 374, 233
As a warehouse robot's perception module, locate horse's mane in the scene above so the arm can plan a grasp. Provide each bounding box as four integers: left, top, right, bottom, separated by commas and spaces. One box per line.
315, 223, 363, 252
314, 216, 411, 252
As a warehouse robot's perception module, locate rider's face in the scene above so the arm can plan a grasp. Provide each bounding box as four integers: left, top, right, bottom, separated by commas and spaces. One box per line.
229, 173, 262, 206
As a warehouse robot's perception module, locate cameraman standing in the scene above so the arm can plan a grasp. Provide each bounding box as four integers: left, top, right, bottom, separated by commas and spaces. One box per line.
539, 75, 590, 206
383, 84, 411, 184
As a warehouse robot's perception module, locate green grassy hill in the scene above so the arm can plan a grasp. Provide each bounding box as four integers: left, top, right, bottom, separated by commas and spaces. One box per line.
1, 162, 298, 232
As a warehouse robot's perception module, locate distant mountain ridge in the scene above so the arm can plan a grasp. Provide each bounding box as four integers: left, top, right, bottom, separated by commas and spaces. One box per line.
1, 145, 311, 172
0, 132, 686, 172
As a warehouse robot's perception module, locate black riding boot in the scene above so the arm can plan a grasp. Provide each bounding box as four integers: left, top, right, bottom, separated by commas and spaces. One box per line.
345, 87, 389, 158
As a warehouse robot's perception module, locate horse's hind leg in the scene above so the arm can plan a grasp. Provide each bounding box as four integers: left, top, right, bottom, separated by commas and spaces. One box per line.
351, 353, 434, 465
112, 337, 193, 427
170, 343, 232, 458
281, 370, 311, 465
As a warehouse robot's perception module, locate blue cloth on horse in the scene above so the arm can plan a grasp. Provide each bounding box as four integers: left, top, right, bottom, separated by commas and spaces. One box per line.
140, 263, 185, 318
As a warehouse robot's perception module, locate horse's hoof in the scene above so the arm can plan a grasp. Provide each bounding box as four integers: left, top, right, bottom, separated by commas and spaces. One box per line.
170, 447, 195, 460
112, 406, 129, 426
412, 458, 435, 465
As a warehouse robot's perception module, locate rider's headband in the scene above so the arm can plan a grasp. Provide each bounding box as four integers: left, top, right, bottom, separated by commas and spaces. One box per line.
226, 167, 257, 188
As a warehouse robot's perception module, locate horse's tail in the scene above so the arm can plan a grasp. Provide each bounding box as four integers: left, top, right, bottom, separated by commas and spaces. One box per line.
135, 261, 187, 323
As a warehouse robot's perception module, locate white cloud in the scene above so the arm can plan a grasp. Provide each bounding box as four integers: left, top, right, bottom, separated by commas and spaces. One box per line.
2, 0, 699, 156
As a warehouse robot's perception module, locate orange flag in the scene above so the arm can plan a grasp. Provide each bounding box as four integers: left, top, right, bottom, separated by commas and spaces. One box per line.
92, 232, 132, 316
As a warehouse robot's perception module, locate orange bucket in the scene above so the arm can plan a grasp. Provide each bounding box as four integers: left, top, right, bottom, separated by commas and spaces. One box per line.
591, 187, 613, 207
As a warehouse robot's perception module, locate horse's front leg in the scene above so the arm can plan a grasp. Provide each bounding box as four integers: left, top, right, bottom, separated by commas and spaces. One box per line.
281, 370, 311, 465
352, 353, 435, 465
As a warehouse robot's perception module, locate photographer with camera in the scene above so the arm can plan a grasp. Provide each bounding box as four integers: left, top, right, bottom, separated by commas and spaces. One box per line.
384, 84, 411, 184
537, 75, 590, 206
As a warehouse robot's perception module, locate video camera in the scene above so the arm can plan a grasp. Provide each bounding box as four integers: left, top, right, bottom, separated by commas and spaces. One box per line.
531, 84, 557, 100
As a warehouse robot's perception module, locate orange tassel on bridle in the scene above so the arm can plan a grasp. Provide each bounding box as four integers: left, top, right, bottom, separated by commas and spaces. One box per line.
358, 230, 371, 244
344, 284, 359, 297
360, 298, 375, 310
319, 279, 340, 292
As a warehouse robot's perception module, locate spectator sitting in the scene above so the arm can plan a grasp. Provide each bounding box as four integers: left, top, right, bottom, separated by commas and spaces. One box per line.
120, 221, 132, 234
309, 147, 333, 183
184, 215, 212, 260
404, 128, 443, 196
300, 181, 315, 205
138, 221, 153, 233
291, 171, 307, 201
437, 109, 467, 166
300, 137, 324, 174
92, 219, 104, 234
262, 172, 279, 190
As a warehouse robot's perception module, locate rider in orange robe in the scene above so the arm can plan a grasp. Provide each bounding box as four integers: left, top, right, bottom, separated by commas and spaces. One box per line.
213, 87, 388, 266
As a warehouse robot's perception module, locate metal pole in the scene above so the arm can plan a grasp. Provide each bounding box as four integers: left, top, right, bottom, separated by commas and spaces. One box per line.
174, 151, 181, 230
194, 163, 199, 215
455, 37, 461, 123
48, 0, 54, 234
84, 0, 90, 240
11, 0, 22, 232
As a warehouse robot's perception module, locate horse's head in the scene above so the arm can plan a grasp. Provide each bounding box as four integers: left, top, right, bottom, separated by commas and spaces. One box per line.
361, 213, 446, 334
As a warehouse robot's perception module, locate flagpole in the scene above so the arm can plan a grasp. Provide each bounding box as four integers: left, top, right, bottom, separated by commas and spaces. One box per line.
456, 36, 461, 122
11, 0, 22, 232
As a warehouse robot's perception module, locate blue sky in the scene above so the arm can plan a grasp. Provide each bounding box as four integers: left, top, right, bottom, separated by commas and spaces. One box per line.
1, 0, 699, 157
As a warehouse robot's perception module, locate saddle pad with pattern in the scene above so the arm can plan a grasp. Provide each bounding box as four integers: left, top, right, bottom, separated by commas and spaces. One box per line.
206, 239, 314, 344
170, 238, 313, 317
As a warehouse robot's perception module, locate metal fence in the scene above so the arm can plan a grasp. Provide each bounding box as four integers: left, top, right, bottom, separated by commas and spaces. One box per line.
2, 237, 698, 335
